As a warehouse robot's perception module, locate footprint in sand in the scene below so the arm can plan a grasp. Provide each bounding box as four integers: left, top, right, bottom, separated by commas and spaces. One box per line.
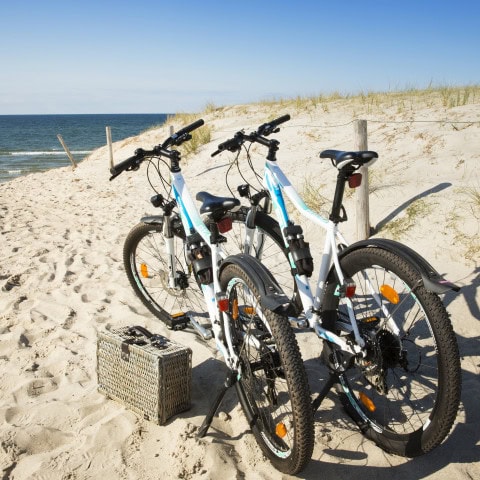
25, 377, 58, 397
62, 309, 76, 330
2, 274, 21, 291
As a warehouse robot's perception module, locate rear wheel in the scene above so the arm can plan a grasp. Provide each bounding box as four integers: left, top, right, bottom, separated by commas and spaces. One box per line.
322, 247, 461, 456
227, 208, 302, 315
220, 263, 314, 474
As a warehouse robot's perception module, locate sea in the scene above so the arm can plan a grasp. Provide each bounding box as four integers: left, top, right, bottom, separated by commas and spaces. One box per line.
0, 114, 169, 184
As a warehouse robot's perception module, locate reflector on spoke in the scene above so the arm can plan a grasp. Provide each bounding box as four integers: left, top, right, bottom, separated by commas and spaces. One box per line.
359, 391, 376, 412
140, 263, 149, 278
276, 422, 287, 438
380, 284, 400, 304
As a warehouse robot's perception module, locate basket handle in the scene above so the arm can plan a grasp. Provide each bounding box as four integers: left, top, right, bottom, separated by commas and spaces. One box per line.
128, 325, 154, 338
127, 325, 169, 349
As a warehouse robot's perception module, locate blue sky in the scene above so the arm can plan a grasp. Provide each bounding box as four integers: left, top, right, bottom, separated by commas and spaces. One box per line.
1, 0, 479, 114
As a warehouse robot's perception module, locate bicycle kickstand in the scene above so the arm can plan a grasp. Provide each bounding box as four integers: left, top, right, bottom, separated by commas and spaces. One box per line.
311, 371, 339, 414
197, 369, 237, 438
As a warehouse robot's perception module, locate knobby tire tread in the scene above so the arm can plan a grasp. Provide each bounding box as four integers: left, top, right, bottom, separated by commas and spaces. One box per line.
221, 264, 314, 474
326, 247, 461, 457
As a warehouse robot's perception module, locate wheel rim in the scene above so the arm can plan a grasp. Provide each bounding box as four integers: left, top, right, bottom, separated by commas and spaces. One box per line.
227, 277, 296, 456
338, 265, 440, 435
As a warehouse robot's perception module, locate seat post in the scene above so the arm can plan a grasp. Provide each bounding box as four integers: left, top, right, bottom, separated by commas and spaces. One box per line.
329, 170, 349, 223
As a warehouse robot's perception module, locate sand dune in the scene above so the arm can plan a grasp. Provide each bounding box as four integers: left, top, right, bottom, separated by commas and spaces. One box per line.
1, 93, 479, 479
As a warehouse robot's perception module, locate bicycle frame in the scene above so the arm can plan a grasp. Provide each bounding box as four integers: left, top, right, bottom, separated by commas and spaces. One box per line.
168, 169, 240, 367
246, 159, 374, 355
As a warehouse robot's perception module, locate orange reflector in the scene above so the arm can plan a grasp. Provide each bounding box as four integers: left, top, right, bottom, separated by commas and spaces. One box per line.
232, 299, 239, 320
275, 422, 287, 438
140, 263, 149, 278
243, 306, 255, 315
380, 284, 400, 304
359, 392, 376, 412
171, 312, 185, 318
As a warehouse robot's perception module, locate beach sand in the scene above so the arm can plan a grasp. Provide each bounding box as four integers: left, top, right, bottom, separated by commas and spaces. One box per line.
1, 95, 479, 479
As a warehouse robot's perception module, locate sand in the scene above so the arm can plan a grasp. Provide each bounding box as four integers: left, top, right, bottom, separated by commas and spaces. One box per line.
1, 94, 479, 479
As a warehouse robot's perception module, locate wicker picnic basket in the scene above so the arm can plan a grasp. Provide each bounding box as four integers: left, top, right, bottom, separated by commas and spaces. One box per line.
97, 325, 192, 425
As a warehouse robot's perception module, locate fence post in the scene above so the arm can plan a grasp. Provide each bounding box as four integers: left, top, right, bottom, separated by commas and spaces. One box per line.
354, 119, 370, 240
106, 126, 114, 169
57, 134, 77, 170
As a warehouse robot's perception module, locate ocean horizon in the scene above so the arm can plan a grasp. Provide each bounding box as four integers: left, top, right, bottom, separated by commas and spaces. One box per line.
0, 114, 169, 183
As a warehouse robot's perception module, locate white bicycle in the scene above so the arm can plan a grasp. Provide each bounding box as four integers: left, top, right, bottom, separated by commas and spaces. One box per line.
109, 119, 314, 474
212, 114, 461, 457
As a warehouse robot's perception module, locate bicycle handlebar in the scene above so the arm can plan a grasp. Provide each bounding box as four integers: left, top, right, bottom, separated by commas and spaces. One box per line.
109, 149, 147, 178
109, 119, 205, 180
257, 114, 290, 136
211, 114, 290, 157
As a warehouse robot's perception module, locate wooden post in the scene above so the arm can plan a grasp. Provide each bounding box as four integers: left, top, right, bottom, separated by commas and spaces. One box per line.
57, 134, 77, 170
106, 126, 114, 169
354, 120, 370, 240
169, 125, 174, 136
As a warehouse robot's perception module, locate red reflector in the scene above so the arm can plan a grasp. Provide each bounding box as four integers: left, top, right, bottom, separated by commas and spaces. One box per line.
348, 173, 362, 188
217, 216, 233, 233
217, 298, 229, 312
345, 284, 356, 298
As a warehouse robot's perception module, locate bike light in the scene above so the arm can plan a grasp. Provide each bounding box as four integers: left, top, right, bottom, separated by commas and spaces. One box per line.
140, 263, 149, 278
217, 216, 233, 233
348, 173, 362, 188
380, 284, 400, 304
359, 391, 376, 412
275, 422, 287, 438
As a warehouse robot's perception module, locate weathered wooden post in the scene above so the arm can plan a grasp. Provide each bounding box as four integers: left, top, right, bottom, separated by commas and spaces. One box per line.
354, 119, 370, 240
106, 126, 114, 169
57, 134, 77, 170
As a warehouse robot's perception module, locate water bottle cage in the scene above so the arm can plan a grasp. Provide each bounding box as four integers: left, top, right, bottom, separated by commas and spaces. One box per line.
187, 239, 213, 285
283, 224, 314, 277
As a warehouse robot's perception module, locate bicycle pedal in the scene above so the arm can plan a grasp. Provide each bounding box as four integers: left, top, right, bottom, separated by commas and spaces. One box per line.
360, 316, 380, 328
289, 317, 308, 329
168, 312, 189, 330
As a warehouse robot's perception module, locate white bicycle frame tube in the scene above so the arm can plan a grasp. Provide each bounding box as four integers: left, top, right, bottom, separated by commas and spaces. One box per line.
169, 170, 239, 366
262, 160, 366, 352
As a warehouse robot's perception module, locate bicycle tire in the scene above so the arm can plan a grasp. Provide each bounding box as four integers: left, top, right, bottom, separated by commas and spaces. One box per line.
227, 208, 302, 315
220, 263, 314, 474
123, 222, 207, 327
322, 247, 461, 457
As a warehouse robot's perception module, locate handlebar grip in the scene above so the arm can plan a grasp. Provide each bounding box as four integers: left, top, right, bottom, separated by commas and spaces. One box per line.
175, 118, 205, 137
271, 114, 291, 127
109, 150, 144, 178
258, 114, 291, 137
213, 136, 241, 156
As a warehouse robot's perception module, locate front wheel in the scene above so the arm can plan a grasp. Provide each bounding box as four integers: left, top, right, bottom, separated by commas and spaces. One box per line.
220, 263, 314, 474
322, 247, 461, 456
123, 222, 206, 327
